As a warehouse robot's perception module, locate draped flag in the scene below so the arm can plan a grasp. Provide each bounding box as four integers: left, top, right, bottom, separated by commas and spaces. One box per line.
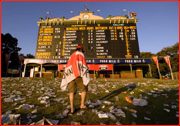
60, 51, 90, 91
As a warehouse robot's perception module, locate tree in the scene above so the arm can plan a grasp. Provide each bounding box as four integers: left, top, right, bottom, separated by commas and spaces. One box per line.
1, 33, 21, 54
140, 42, 179, 78
157, 42, 179, 73
140, 52, 159, 78
24, 54, 35, 58
140, 52, 154, 58
1, 33, 22, 77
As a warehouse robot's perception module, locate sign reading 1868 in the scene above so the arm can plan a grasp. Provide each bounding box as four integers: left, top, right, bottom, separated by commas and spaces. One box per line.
35, 23, 140, 59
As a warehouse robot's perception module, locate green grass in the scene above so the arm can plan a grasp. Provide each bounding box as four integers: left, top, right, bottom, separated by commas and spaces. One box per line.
1, 77, 179, 125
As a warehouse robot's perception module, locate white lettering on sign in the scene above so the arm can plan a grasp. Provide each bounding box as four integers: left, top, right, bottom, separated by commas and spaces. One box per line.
97, 53, 108, 55
96, 35, 106, 37
96, 47, 104, 49
96, 44, 101, 46
66, 31, 77, 33
64, 53, 70, 56
96, 33, 105, 35
63, 36, 77, 38
65, 50, 71, 52
65, 39, 76, 41
96, 38, 105, 40
96, 41, 108, 43
96, 30, 104, 32
96, 50, 104, 52
69, 47, 76, 49
37, 49, 46, 52
100, 60, 108, 63
99, 65, 108, 67
66, 33, 76, 35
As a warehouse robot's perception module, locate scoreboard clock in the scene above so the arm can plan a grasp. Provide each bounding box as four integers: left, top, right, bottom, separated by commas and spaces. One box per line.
83, 14, 90, 19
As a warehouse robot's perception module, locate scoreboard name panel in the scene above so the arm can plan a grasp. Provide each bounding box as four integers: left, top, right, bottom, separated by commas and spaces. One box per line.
35, 24, 140, 59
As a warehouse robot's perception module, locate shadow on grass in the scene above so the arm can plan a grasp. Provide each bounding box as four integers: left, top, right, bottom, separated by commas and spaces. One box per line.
99, 83, 138, 100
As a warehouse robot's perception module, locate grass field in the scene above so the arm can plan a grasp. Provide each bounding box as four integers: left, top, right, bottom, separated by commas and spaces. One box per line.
1, 77, 179, 125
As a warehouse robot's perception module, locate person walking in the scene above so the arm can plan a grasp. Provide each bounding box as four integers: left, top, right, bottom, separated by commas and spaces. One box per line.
61, 46, 90, 114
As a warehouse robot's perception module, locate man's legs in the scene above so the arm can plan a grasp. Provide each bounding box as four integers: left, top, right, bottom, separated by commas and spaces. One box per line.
68, 80, 76, 113
80, 91, 86, 108
69, 93, 74, 113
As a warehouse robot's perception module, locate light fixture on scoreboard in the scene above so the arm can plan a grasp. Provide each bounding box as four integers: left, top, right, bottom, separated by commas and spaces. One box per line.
71, 11, 74, 16
97, 9, 100, 15
121, 9, 126, 16
45, 11, 53, 19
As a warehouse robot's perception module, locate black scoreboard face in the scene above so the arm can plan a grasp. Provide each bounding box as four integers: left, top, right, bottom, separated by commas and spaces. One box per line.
35, 23, 140, 59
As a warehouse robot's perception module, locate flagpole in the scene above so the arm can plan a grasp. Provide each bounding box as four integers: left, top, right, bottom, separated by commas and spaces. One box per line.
169, 59, 174, 80
157, 66, 161, 79
156, 56, 161, 79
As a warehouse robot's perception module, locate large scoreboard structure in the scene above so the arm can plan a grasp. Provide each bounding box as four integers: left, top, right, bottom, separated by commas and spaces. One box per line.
23, 9, 152, 78
35, 10, 140, 59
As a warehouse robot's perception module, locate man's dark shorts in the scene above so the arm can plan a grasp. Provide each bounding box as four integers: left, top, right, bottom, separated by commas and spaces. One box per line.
68, 77, 87, 93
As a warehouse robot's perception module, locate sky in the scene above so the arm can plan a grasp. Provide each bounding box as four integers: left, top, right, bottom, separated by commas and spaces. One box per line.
1, 1, 179, 56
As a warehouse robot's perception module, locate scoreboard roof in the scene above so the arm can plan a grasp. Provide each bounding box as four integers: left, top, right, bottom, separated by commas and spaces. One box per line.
37, 11, 138, 26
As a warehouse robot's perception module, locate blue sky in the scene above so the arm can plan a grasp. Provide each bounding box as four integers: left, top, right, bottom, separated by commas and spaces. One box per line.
1, 1, 179, 56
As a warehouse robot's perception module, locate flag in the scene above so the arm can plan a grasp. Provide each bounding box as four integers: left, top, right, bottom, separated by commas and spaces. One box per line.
152, 56, 159, 70
18, 55, 24, 67
163, 56, 171, 69
163, 56, 174, 80
4, 54, 10, 66
60, 51, 90, 91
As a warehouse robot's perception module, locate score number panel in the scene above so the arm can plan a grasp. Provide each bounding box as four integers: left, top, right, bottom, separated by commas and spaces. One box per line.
35, 24, 139, 59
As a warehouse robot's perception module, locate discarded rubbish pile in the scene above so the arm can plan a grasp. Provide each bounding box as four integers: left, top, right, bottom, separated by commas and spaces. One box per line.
1, 77, 179, 125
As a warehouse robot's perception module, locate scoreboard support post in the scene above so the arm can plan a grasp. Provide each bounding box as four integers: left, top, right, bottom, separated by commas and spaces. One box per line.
129, 64, 133, 78
40, 64, 42, 78
33, 67, 35, 78
148, 64, 152, 77
94, 70, 95, 80
112, 64, 114, 78
141, 66, 144, 78
23, 64, 26, 78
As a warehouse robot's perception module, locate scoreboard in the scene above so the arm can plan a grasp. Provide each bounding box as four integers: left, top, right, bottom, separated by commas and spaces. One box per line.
35, 22, 140, 59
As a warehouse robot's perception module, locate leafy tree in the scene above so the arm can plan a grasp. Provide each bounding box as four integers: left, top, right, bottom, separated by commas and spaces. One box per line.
24, 54, 35, 58
140, 52, 154, 58
19, 53, 35, 58
1, 33, 21, 54
157, 42, 179, 73
1, 33, 22, 77
140, 52, 159, 78
141, 42, 179, 78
